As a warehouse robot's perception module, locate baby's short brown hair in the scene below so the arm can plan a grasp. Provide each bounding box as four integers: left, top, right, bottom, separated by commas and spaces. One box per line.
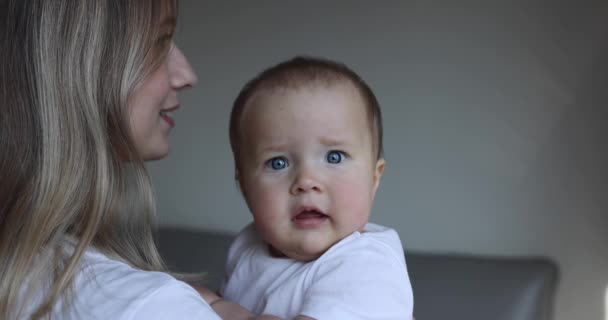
229, 56, 384, 175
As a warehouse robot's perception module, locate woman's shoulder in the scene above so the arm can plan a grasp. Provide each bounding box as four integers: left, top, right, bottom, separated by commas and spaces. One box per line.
79, 248, 174, 292
65, 248, 220, 319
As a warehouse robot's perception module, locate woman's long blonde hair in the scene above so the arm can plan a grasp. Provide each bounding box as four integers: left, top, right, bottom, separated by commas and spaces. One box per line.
0, 0, 177, 318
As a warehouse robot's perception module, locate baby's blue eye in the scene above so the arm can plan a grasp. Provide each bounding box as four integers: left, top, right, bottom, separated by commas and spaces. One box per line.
326, 151, 344, 164
266, 157, 289, 170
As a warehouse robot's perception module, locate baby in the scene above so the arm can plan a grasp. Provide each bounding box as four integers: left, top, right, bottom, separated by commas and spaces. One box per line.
218, 56, 413, 319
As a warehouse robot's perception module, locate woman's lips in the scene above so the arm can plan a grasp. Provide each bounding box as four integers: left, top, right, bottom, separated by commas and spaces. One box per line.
160, 105, 179, 128
160, 112, 175, 127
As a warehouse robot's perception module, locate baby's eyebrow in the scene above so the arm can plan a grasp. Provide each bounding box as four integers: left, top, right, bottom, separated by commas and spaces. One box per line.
257, 143, 288, 153
319, 136, 350, 147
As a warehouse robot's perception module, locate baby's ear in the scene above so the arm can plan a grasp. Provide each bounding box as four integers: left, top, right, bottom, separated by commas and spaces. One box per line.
372, 158, 385, 193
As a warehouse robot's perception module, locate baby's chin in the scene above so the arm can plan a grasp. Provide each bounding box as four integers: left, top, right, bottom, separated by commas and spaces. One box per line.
269, 242, 333, 262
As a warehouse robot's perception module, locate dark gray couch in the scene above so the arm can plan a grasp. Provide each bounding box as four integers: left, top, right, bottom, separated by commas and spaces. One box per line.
157, 227, 558, 320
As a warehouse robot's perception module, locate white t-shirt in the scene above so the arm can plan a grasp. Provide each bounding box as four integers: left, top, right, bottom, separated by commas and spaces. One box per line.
24, 246, 221, 320
221, 223, 414, 319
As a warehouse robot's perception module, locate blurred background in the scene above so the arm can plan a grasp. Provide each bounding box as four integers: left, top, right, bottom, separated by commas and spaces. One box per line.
149, 1, 608, 319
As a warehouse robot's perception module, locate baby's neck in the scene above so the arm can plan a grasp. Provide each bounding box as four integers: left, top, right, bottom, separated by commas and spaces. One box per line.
267, 244, 287, 258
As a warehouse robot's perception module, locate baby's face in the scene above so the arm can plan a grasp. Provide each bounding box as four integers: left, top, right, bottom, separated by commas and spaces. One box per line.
237, 83, 384, 261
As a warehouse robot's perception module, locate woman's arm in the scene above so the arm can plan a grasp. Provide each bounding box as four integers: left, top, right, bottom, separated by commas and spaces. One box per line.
192, 285, 312, 320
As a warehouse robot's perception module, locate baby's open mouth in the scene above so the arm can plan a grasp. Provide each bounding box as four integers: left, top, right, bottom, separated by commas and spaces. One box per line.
294, 210, 327, 219
293, 208, 328, 228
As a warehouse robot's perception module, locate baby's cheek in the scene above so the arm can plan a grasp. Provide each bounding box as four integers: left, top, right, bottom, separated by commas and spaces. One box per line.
248, 184, 284, 219
333, 179, 373, 221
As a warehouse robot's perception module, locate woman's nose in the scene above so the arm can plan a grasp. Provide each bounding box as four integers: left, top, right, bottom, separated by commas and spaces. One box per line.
168, 43, 198, 89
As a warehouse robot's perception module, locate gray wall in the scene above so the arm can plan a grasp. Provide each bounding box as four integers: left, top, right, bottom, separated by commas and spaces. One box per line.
149, 2, 608, 320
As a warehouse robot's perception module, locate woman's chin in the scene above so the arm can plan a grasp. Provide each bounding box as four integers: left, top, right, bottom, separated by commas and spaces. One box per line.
140, 144, 170, 161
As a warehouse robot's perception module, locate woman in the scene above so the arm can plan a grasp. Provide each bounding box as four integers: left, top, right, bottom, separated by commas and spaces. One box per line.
0, 1, 229, 319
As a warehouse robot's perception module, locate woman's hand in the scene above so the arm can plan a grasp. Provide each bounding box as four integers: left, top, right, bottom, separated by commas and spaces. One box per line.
190, 284, 222, 305
188, 284, 316, 320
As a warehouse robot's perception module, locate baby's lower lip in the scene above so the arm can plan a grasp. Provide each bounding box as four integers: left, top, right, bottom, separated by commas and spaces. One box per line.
292, 211, 328, 228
